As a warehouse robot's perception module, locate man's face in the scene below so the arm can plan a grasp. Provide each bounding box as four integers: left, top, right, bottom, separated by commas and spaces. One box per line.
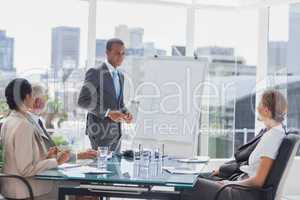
33, 95, 47, 115
106, 43, 125, 68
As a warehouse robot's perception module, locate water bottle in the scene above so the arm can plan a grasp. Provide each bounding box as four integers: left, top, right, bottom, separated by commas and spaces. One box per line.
134, 144, 142, 162
141, 150, 151, 167
154, 147, 160, 161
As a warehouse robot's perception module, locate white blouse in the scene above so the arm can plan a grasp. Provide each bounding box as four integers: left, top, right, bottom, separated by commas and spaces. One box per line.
240, 125, 285, 177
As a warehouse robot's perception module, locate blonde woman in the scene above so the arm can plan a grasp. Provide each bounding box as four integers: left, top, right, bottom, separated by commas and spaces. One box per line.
182, 90, 288, 200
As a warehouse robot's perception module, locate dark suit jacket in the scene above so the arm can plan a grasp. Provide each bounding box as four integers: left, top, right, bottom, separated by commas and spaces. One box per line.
37, 119, 56, 150
78, 63, 127, 151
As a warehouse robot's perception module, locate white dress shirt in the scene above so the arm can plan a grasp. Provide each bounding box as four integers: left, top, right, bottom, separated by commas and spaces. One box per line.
240, 124, 285, 177
104, 60, 120, 117
105, 60, 119, 78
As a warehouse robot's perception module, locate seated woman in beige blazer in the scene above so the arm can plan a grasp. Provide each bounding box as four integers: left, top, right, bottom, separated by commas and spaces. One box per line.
0, 78, 69, 199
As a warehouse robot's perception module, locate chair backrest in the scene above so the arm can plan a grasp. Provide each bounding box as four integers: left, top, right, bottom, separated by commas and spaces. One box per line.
263, 130, 300, 200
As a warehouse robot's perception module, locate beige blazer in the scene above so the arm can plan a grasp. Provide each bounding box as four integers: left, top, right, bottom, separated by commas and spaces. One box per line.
0, 111, 58, 199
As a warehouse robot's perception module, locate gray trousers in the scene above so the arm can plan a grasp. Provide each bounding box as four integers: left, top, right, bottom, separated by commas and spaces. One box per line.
181, 178, 261, 200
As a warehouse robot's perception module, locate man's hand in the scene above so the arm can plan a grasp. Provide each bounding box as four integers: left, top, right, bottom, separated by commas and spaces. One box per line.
107, 111, 126, 122
47, 147, 59, 159
211, 168, 220, 176
77, 149, 97, 160
123, 112, 133, 124
57, 150, 70, 165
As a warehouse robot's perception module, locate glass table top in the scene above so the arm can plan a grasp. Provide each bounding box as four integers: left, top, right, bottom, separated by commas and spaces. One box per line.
36, 156, 207, 189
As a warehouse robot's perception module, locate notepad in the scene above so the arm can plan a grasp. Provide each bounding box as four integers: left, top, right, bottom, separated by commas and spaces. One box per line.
162, 167, 202, 175
176, 156, 210, 163
79, 166, 112, 174
59, 166, 112, 176
58, 163, 81, 169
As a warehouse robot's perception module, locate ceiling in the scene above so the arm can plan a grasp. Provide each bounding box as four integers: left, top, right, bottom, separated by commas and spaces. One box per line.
86, 0, 300, 9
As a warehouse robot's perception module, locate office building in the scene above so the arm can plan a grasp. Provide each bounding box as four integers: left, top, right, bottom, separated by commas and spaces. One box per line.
156, 49, 167, 56
114, 25, 166, 57
268, 41, 288, 74
51, 26, 80, 69
125, 48, 144, 57
129, 28, 144, 49
194, 46, 256, 158
287, 4, 300, 129
114, 25, 144, 49
0, 30, 14, 71
172, 46, 186, 56
96, 39, 107, 59
195, 46, 234, 56
142, 42, 167, 57
143, 42, 156, 56
288, 4, 300, 75
115, 25, 130, 46
0, 70, 16, 100
194, 46, 245, 64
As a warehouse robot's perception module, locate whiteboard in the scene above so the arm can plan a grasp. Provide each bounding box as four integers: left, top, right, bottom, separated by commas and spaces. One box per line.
122, 56, 208, 156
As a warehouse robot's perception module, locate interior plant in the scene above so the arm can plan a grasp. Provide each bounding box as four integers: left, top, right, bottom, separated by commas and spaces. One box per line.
43, 97, 68, 129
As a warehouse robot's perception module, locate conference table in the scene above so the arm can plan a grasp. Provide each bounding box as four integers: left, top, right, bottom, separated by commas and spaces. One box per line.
36, 156, 208, 200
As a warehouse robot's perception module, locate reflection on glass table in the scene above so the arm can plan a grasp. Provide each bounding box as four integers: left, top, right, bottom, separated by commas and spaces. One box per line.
36, 156, 209, 189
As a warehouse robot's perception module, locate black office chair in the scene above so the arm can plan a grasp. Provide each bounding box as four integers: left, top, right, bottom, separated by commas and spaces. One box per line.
0, 174, 34, 200
214, 130, 300, 200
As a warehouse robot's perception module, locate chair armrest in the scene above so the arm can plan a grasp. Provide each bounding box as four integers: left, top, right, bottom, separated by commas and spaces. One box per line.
214, 184, 273, 200
0, 173, 34, 200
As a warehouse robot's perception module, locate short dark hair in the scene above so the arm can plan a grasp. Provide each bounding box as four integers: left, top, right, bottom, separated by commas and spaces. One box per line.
106, 38, 124, 51
5, 78, 32, 110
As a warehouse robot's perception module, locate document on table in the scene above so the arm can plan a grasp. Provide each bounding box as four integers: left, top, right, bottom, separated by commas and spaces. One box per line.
176, 156, 210, 163
162, 166, 203, 175
59, 166, 112, 177
58, 163, 81, 169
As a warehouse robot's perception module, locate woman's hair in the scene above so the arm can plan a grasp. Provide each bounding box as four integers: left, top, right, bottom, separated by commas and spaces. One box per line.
5, 78, 32, 110
261, 90, 287, 123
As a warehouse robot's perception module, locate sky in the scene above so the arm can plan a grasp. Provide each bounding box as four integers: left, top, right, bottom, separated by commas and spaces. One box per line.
0, 0, 289, 72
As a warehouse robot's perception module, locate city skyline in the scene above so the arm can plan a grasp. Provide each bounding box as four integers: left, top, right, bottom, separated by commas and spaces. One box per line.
0, 30, 14, 71
0, 0, 264, 72
0, 1, 300, 160
51, 26, 80, 69
1, 25, 254, 72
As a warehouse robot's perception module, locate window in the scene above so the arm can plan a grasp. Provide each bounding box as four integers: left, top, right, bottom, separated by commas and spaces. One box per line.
96, 2, 187, 58
0, 0, 89, 150
268, 4, 300, 155
195, 9, 258, 158
0, 0, 263, 158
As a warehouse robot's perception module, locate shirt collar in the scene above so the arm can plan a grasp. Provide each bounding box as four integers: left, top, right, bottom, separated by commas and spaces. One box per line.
27, 112, 40, 124
264, 123, 285, 135
27, 112, 49, 138
272, 124, 285, 132
105, 60, 118, 74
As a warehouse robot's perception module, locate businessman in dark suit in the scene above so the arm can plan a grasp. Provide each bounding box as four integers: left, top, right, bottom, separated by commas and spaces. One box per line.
78, 38, 132, 152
